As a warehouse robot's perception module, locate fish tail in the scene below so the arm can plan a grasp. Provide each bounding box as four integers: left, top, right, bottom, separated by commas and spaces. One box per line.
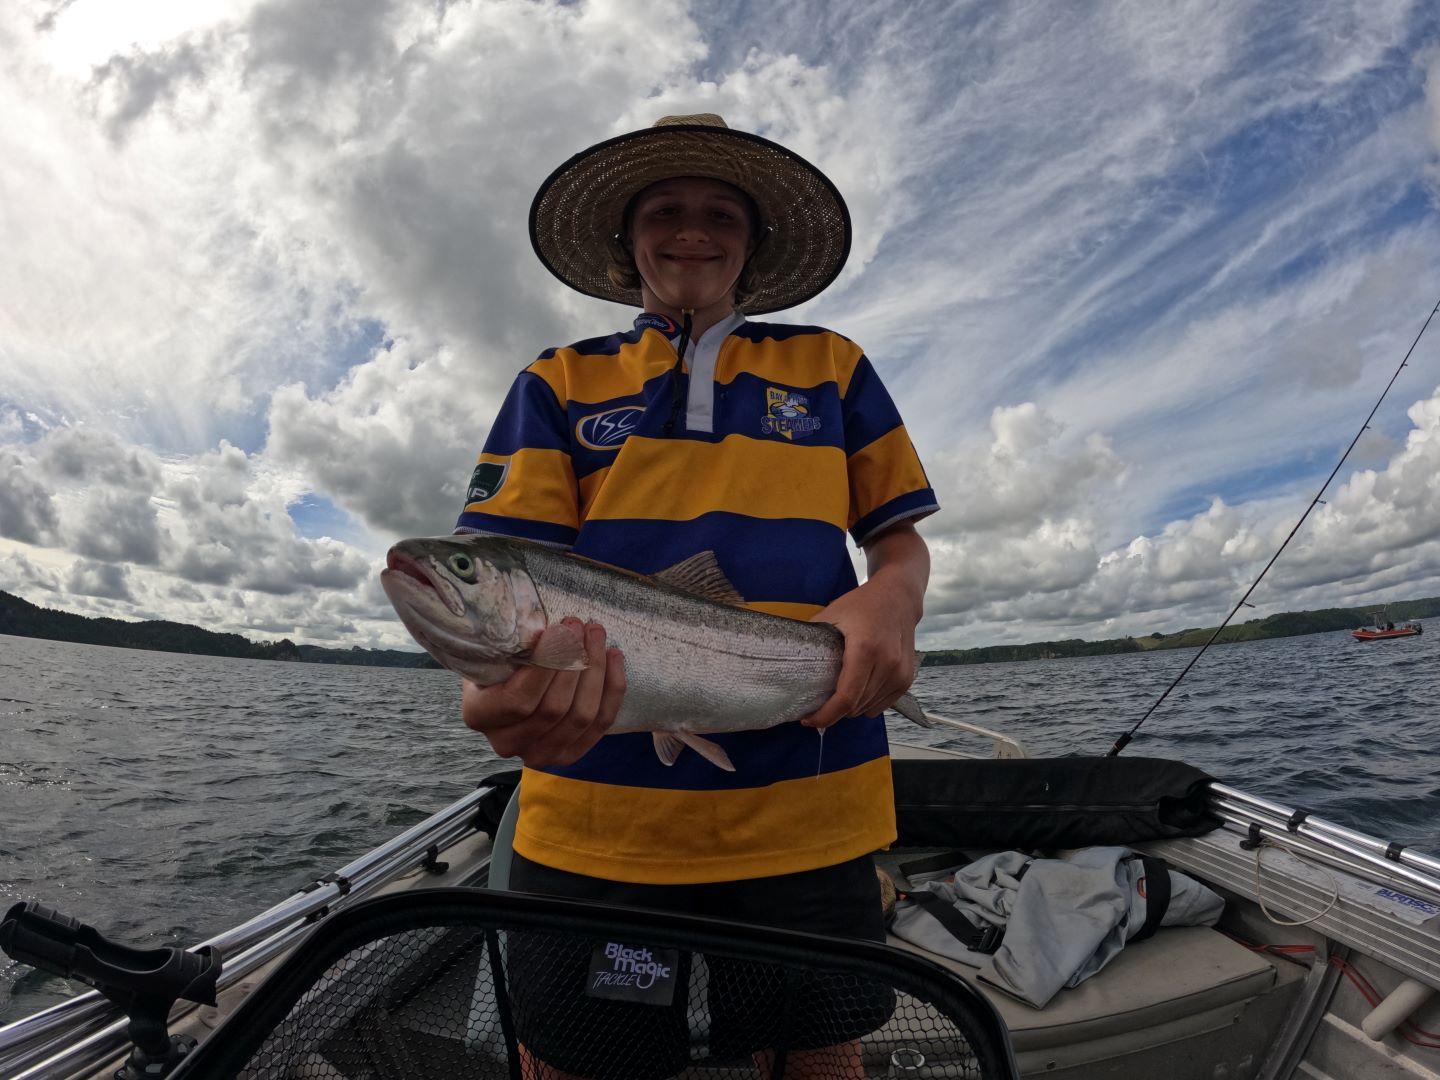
891, 693, 937, 728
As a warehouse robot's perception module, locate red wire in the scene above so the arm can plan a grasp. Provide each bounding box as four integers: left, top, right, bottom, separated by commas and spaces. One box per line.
1329, 956, 1440, 1048
1223, 933, 1440, 1049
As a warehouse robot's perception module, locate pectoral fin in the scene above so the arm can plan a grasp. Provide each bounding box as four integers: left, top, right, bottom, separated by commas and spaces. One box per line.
890, 693, 936, 729
653, 732, 685, 766
676, 732, 735, 772
524, 624, 589, 670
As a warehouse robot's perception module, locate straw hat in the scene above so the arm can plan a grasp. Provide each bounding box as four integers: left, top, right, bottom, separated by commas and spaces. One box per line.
528, 114, 851, 315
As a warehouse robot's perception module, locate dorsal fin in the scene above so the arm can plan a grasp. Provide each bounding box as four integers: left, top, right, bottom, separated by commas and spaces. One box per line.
651, 551, 745, 606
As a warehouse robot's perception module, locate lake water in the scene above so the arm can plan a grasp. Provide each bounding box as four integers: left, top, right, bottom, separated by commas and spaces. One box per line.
3, 627, 1437, 1023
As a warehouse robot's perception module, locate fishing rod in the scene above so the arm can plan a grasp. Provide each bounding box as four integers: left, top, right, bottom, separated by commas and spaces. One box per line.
1108, 293, 1440, 757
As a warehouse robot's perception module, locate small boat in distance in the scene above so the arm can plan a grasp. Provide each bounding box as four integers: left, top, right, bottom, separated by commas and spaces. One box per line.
1352, 608, 1423, 641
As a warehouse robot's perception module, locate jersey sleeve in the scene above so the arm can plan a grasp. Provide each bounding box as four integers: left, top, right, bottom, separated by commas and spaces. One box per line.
454, 366, 580, 547
841, 353, 939, 546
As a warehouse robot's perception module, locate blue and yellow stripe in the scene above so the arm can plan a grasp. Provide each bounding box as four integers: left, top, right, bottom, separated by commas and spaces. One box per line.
456, 316, 935, 883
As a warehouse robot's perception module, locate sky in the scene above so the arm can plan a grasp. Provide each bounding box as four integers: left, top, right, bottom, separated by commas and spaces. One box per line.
3, 0, 1440, 651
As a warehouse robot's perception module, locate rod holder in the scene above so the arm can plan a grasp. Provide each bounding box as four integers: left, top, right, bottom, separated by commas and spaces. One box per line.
0, 902, 221, 1079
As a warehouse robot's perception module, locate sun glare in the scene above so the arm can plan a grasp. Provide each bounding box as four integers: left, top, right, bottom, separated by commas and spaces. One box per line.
38, 0, 242, 76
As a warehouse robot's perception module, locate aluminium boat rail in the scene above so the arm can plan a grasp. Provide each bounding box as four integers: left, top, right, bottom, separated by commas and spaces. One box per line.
1208, 783, 1440, 903
0, 783, 496, 1080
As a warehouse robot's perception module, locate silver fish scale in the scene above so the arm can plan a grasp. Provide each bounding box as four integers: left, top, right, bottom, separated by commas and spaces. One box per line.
522, 545, 843, 735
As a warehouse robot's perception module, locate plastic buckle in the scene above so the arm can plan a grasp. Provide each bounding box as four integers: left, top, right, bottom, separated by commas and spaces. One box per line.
420, 845, 450, 875
976, 924, 1005, 955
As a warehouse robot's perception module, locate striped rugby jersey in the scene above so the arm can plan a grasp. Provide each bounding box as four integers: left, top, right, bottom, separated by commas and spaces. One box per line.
456, 310, 938, 883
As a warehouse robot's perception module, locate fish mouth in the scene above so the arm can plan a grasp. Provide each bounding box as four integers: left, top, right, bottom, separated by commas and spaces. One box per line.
396, 604, 513, 680
383, 549, 466, 617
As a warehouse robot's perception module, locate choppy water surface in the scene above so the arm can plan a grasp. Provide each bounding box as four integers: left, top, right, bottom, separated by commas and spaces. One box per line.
3, 628, 1437, 1022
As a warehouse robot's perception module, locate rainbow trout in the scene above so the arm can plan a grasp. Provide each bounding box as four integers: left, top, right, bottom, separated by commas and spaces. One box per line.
380, 534, 934, 770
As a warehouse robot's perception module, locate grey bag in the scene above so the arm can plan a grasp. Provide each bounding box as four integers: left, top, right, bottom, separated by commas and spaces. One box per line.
890, 846, 1223, 1009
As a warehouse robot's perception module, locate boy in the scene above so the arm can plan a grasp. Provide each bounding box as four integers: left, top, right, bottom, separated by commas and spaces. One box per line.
457, 114, 936, 1079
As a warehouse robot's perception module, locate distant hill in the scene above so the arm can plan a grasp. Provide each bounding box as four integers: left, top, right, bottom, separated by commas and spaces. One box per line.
0, 590, 439, 669
295, 643, 440, 667
921, 597, 1440, 667
6, 585, 1435, 672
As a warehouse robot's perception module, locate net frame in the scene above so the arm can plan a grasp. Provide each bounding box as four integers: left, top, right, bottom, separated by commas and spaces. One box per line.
173, 887, 1017, 1079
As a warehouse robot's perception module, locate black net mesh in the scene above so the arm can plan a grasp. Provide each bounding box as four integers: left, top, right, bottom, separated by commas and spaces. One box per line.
177, 889, 1013, 1080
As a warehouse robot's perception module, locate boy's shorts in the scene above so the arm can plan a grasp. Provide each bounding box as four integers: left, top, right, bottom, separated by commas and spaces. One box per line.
505, 851, 893, 1080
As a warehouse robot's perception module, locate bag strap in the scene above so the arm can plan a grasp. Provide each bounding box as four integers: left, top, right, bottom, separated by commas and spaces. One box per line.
896, 849, 976, 880
907, 891, 1005, 954
1132, 855, 1171, 942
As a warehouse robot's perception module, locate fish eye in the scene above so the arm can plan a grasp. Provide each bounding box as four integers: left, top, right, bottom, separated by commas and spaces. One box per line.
447, 553, 478, 582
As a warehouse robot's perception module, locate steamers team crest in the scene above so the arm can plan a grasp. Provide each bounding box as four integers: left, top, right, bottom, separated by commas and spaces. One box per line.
761, 387, 822, 439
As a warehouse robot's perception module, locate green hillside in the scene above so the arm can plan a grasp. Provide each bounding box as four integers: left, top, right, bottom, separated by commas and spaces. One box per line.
0, 590, 438, 669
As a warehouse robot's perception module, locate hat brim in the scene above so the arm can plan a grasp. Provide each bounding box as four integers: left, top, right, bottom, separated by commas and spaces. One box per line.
529, 124, 851, 316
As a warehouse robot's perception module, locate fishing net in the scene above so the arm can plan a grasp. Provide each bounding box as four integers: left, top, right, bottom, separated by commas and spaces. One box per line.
173, 888, 1014, 1079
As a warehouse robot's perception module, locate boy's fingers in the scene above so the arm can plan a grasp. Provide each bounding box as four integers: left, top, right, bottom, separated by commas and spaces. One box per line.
596, 647, 627, 726
569, 643, 626, 749
534, 665, 581, 726
857, 663, 906, 717
539, 628, 610, 765
464, 671, 549, 732
490, 666, 555, 723
515, 620, 578, 727
566, 623, 609, 723
489, 621, 584, 720
803, 659, 870, 729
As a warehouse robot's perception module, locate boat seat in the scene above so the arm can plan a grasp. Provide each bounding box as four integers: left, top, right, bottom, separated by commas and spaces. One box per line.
890, 924, 1274, 1048
889, 923, 1298, 1076
485, 785, 521, 890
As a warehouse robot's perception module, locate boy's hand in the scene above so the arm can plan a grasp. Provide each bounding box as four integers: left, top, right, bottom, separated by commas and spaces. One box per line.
460, 618, 626, 767
801, 522, 929, 731
801, 577, 919, 730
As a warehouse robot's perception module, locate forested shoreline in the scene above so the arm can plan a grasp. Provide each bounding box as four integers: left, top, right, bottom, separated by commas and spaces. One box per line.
4, 588, 1434, 671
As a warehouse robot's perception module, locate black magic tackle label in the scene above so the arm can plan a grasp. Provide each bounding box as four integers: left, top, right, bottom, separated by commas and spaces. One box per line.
585, 941, 680, 1006
466, 460, 508, 504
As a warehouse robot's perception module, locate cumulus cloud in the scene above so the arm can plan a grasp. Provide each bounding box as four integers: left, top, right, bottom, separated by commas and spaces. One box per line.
921, 380, 1440, 646
265, 340, 490, 538
32, 429, 165, 565
0, 550, 63, 595
160, 441, 372, 595
90, 36, 219, 140
167, 580, 204, 603
0, 428, 383, 641
1273, 384, 1440, 589
65, 557, 134, 601
0, 449, 59, 544
931, 403, 1124, 536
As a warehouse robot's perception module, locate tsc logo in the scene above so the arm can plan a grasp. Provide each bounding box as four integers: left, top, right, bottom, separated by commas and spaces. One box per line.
576, 406, 644, 451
